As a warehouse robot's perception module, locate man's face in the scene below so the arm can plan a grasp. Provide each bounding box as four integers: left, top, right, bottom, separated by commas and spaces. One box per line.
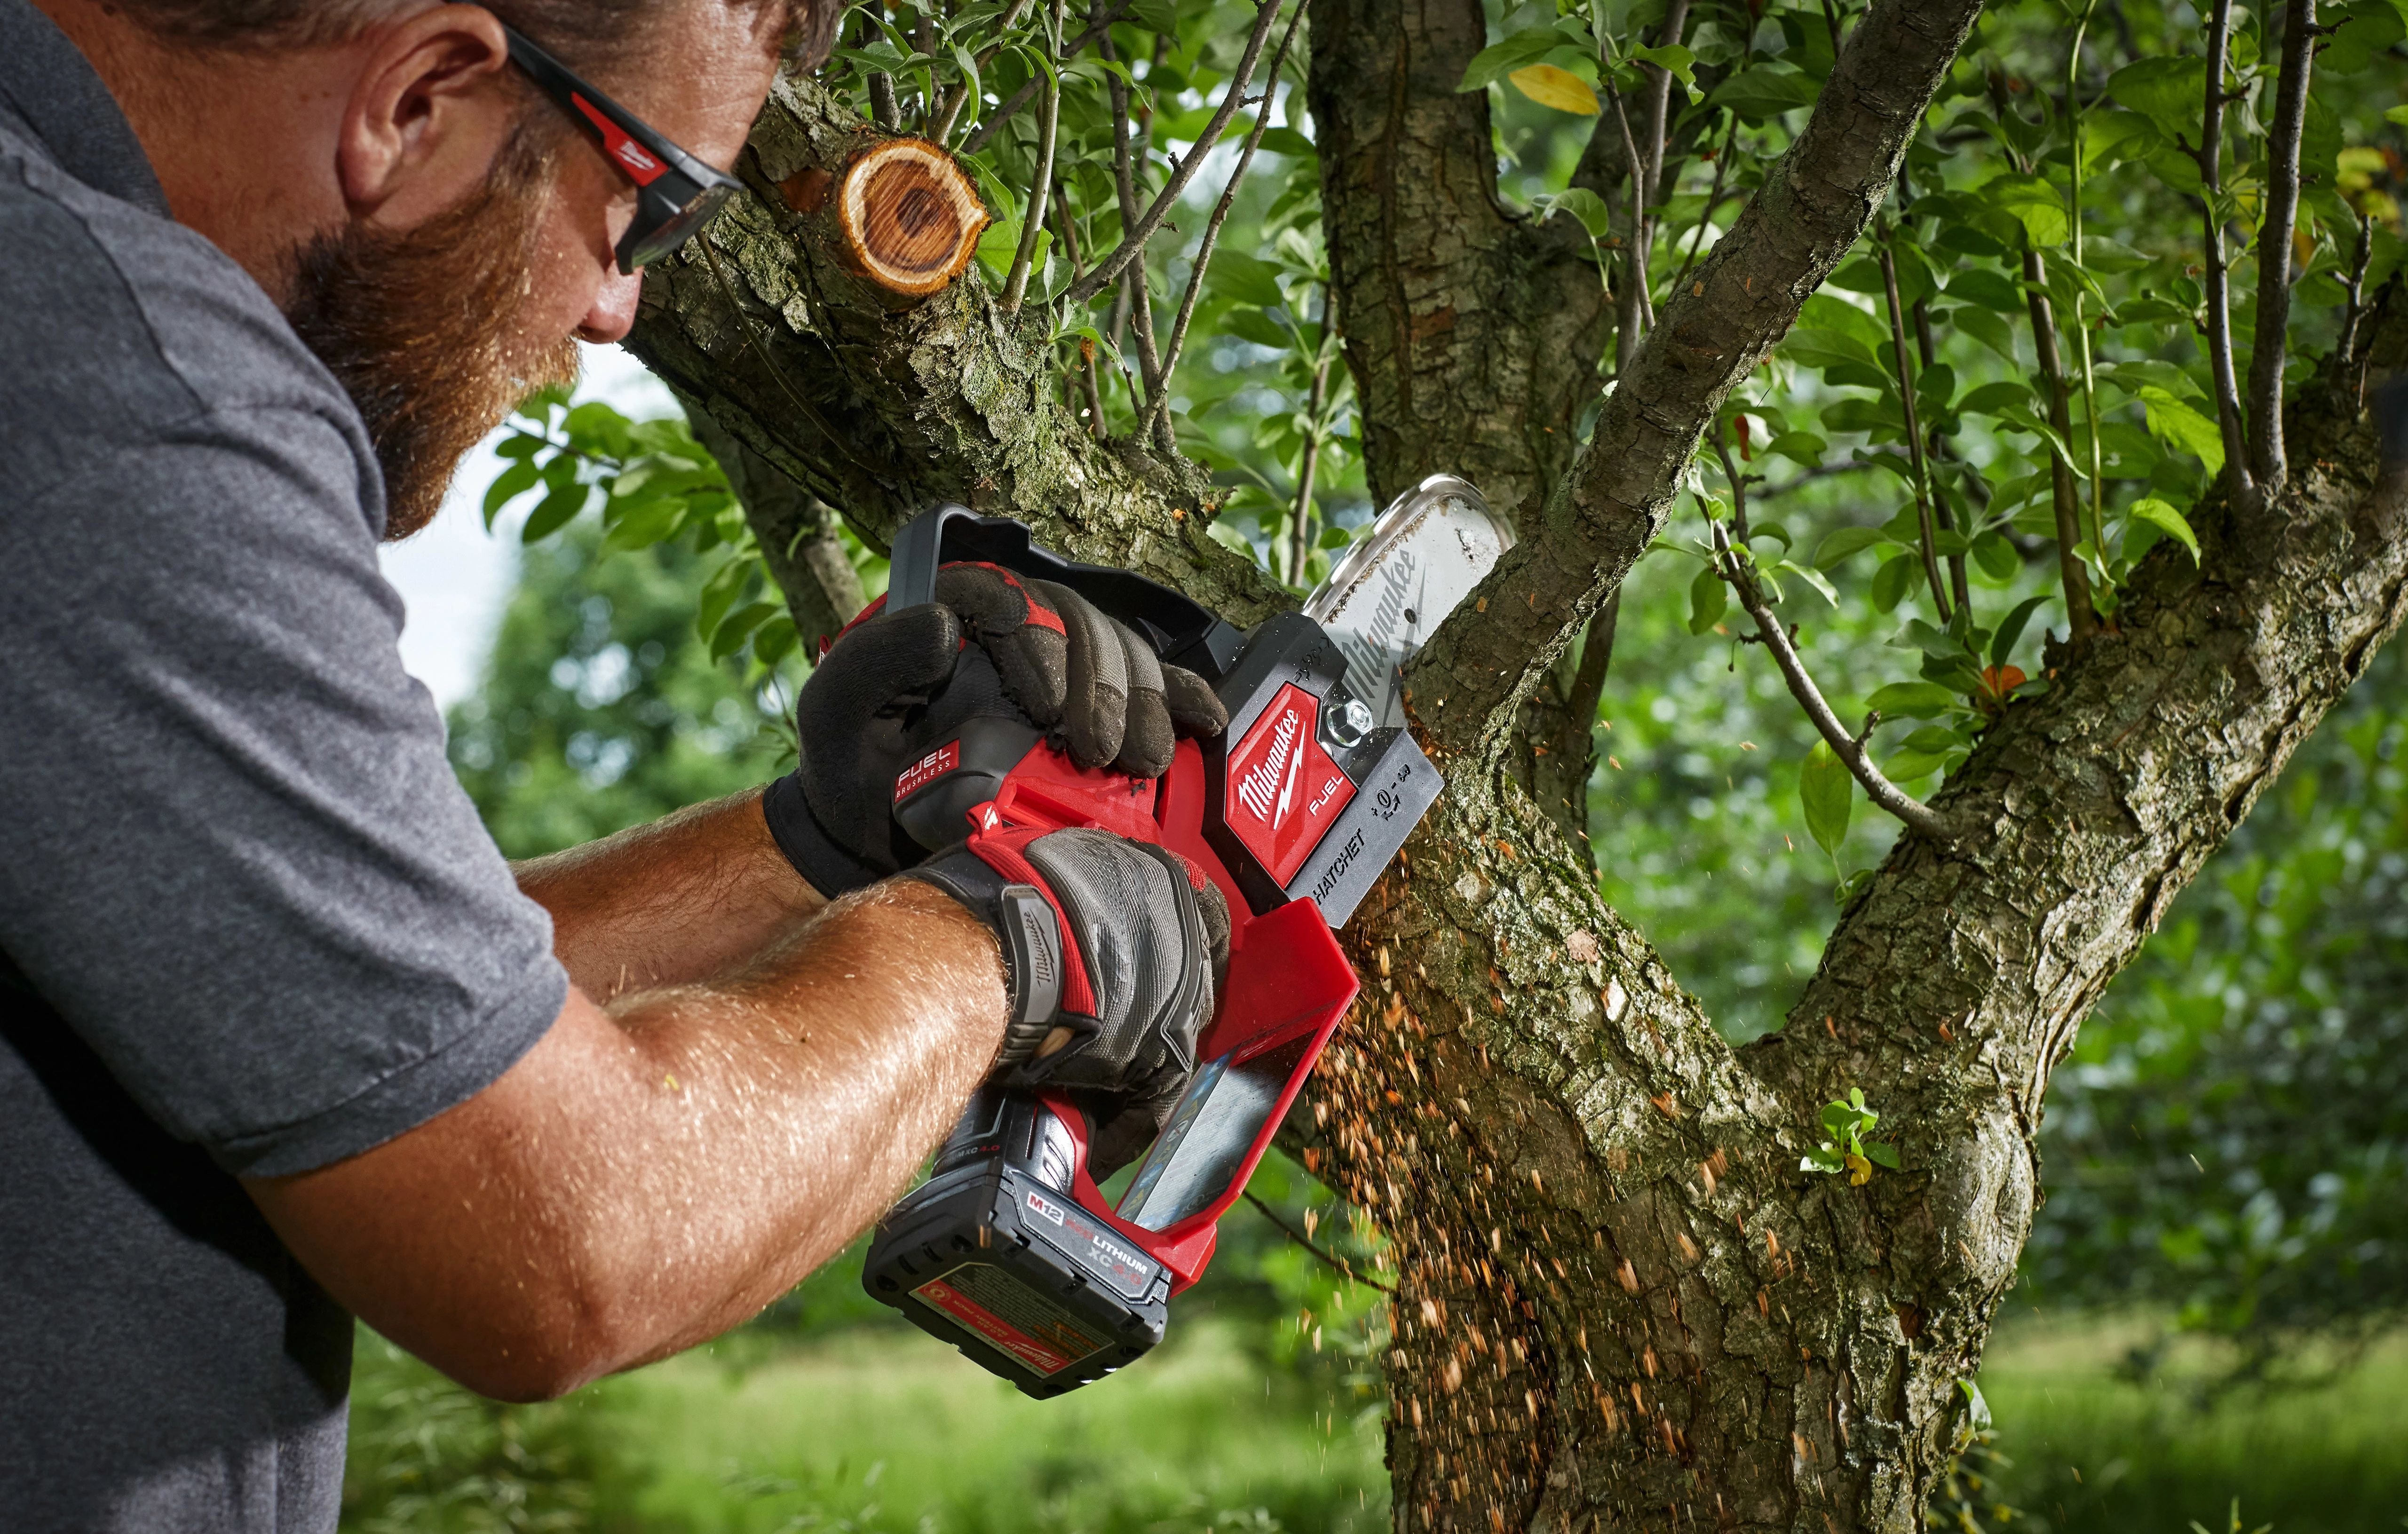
286, 2, 789, 541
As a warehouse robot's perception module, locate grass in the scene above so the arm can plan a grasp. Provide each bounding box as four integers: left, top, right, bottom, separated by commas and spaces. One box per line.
348, 1309, 2408, 1533
346, 1321, 1386, 1534
1977, 1315, 2408, 1534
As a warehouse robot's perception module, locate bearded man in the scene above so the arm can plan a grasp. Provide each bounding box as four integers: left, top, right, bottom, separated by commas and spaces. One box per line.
0, 3, 1227, 1529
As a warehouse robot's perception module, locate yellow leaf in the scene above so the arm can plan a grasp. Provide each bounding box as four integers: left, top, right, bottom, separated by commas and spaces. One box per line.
1510, 64, 1600, 116
1846, 1152, 1872, 1186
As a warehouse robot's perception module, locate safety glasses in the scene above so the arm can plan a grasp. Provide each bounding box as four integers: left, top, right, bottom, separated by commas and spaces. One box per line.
501, 23, 745, 274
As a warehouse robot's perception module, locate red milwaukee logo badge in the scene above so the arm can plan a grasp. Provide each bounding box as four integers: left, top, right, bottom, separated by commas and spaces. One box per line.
895, 741, 961, 803
1224, 684, 1354, 885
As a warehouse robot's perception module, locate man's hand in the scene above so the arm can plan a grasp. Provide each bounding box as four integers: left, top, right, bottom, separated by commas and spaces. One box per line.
761, 564, 1228, 899
910, 825, 1229, 1178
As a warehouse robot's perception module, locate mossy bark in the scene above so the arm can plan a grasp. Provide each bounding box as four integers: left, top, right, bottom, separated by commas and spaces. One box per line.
628, 16, 2408, 1530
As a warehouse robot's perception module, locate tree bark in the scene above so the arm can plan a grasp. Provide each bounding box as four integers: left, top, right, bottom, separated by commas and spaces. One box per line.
1306, 0, 1616, 532
627, 14, 2408, 1530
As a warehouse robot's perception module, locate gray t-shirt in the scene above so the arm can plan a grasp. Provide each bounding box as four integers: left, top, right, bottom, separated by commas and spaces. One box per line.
0, 2, 571, 1527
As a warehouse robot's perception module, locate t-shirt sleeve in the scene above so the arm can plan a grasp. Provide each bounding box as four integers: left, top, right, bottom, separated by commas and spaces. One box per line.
0, 406, 569, 1179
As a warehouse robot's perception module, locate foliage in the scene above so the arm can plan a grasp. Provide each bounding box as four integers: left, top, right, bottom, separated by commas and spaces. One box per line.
343, 1331, 624, 1533
445, 513, 803, 860
1799, 1087, 1900, 1182
2023, 640, 2408, 1384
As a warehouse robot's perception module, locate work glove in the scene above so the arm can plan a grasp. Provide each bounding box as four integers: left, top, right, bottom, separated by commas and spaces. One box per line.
909, 826, 1232, 1178
762, 562, 1228, 899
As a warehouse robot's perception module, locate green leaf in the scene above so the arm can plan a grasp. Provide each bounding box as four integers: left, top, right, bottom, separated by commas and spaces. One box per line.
1991, 594, 2053, 667
1799, 742, 1854, 859
1870, 551, 1917, 613
1541, 186, 1616, 241
1207, 250, 1285, 308
1998, 406, 2087, 478
1982, 172, 2069, 248
1865, 680, 1960, 719
709, 601, 780, 664
1687, 562, 1728, 634
1767, 431, 1828, 468
482, 460, 540, 529
1949, 306, 2019, 363
1777, 559, 1840, 607
2105, 56, 2206, 142
2138, 386, 2226, 474
1956, 527, 2009, 582
1863, 1140, 1901, 1170
2127, 497, 2202, 563
1458, 29, 1561, 92
1259, 126, 1318, 158
1630, 43, 1699, 101
1812, 529, 1885, 571
1956, 380, 2035, 418
1709, 62, 1821, 121
1944, 269, 2027, 314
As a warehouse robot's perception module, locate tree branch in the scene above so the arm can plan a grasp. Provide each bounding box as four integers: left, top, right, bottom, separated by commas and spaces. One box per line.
2025, 246, 2103, 646
1707, 448, 1955, 838
1000, 0, 1067, 314
1243, 1191, 1394, 1293
1144, 0, 1302, 444
2248, 0, 2316, 492
958, 0, 1138, 156
1876, 222, 1953, 625
1406, 0, 1987, 757
2197, 0, 2257, 505
1063, 0, 1287, 307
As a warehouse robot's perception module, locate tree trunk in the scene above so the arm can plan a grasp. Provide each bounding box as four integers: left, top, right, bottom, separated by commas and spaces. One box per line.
628, 15, 2408, 1529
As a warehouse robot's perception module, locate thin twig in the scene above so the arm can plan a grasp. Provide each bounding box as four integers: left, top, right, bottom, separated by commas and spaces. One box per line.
1874, 226, 1952, 626
1705, 501, 1955, 839
2337, 208, 2376, 365
2197, 0, 2256, 504
2247, 0, 2315, 492
1064, 0, 1288, 308
1101, 33, 1167, 419
1243, 1192, 1394, 1292
2066, 0, 2109, 568
931, 0, 1039, 143
2022, 247, 2100, 647
1289, 295, 1334, 585
959, 0, 1139, 155
1001, 0, 1066, 314
1144, 0, 1302, 445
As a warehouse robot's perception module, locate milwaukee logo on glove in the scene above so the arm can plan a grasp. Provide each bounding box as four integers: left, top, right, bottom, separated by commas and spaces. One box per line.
1225, 685, 1352, 883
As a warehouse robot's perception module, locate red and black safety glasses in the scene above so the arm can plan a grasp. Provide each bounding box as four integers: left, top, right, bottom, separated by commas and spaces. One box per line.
501, 23, 744, 275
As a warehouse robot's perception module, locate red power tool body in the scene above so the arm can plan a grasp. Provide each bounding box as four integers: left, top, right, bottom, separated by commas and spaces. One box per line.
860, 506, 1443, 1397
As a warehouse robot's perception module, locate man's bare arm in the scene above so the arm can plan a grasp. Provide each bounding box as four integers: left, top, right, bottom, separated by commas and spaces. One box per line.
511, 789, 827, 998
244, 878, 1003, 1403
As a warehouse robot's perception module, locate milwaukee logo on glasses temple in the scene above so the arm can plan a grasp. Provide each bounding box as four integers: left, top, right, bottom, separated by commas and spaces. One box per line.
1225, 684, 1354, 884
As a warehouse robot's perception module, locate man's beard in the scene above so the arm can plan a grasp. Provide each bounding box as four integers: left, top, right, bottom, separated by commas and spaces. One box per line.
282, 132, 582, 542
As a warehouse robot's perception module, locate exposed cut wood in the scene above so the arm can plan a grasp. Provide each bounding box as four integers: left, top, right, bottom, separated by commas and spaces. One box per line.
835, 138, 987, 297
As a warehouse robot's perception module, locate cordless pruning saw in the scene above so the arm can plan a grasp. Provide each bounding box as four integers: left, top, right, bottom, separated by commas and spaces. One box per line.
860, 501, 1464, 1398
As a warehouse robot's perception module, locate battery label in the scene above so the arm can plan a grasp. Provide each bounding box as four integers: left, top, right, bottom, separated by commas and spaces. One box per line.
912, 1262, 1109, 1377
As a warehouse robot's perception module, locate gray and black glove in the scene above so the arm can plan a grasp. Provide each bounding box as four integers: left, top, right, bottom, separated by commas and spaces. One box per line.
762, 561, 1227, 899
908, 825, 1232, 1178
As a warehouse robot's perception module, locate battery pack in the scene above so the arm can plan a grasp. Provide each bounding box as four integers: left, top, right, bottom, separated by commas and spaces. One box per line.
863, 1091, 1171, 1399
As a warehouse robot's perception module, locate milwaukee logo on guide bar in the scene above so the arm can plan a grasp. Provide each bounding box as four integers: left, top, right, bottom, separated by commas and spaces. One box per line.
895, 741, 961, 802
1225, 684, 1355, 885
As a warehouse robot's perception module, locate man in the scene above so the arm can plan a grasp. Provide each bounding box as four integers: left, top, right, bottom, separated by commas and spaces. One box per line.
0, 1, 1224, 1529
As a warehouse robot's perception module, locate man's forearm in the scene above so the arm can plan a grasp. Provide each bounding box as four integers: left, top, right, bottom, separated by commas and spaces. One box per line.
247, 878, 1006, 1401
515, 788, 827, 997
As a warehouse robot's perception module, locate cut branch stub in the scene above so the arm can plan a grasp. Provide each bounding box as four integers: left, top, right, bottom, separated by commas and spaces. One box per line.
835, 138, 988, 298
